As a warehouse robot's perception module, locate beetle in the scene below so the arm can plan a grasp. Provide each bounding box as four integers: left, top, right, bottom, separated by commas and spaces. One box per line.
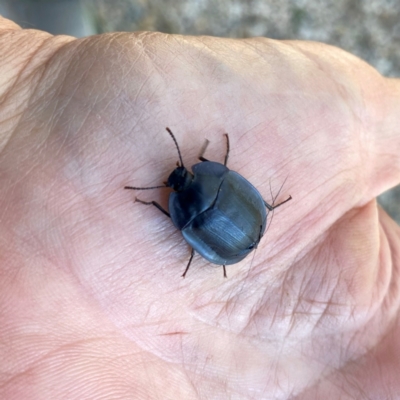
125, 127, 291, 278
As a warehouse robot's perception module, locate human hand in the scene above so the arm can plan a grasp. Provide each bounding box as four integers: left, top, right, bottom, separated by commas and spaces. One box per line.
1, 16, 399, 399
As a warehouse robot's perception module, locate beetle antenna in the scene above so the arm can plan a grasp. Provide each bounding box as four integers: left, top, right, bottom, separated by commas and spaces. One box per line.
124, 185, 168, 190
166, 127, 184, 168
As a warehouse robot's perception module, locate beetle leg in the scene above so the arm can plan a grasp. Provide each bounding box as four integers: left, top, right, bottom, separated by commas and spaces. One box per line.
182, 248, 195, 278
254, 224, 263, 246
264, 195, 292, 211
198, 138, 210, 162
135, 198, 171, 218
223, 133, 230, 166
223, 265, 227, 278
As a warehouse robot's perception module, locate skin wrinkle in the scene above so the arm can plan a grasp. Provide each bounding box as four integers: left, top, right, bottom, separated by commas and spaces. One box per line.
286, 263, 318, 337
288, 43, 376, 190
4, 334, 105, 380
295, 46, 368, 131
17, 36, 77, 113
140, 40, 178, 78
297, 258, 398, 396
312, 275, 343, 333
274, 194, 335, 269
0, 54, 54, 152
287, 250, 340, 335
380, 223, 400, 316
125, 38, 171, 104
22, 36, 64, 89
268, 267, 293, 333
142, 42, 174, 79
14, 52, 82, 166
53, 47, 99, 105
0, 31, 50, 98
238, 260, 284, 328
183, 37, 228, 78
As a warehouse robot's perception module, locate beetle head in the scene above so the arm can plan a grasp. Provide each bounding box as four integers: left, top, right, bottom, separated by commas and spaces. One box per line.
163, 127, 193, 192
167, 166, 193, 192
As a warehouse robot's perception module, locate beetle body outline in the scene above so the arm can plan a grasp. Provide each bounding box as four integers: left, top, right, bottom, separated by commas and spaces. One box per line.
125, 128, 291, 278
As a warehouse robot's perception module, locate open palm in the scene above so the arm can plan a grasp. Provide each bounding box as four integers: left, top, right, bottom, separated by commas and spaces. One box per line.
1, 17, 400, 399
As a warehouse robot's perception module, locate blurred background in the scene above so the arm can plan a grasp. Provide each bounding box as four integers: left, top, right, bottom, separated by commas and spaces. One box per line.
1, 0, 399, 223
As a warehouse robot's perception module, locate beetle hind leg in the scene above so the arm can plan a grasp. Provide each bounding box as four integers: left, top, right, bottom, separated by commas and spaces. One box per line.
182, 248, 195, 278
223, 134, 230, 166
222, 265, 227, 278
135, 198, 171, 218
264, 195, 292, 212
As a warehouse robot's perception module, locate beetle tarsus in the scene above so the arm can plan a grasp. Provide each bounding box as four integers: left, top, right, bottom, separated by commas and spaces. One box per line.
223, 265, 227, 278
125, 185, 167, 190
182, 248, 195, 278
135, 198, 171, 218
264, 195, 292, 211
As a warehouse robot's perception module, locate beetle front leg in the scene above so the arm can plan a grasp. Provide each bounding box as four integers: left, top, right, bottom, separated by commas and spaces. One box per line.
135, 198, 171, 218
198, 138, 210, 162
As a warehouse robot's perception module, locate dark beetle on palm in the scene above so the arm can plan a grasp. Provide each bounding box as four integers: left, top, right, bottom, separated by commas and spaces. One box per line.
125, 128, 291, 278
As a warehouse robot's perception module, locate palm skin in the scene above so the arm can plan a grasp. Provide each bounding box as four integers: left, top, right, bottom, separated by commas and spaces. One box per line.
1, 16, 400, 399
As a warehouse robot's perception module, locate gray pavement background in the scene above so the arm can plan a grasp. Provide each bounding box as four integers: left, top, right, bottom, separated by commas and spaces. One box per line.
1, 0, 399, 223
